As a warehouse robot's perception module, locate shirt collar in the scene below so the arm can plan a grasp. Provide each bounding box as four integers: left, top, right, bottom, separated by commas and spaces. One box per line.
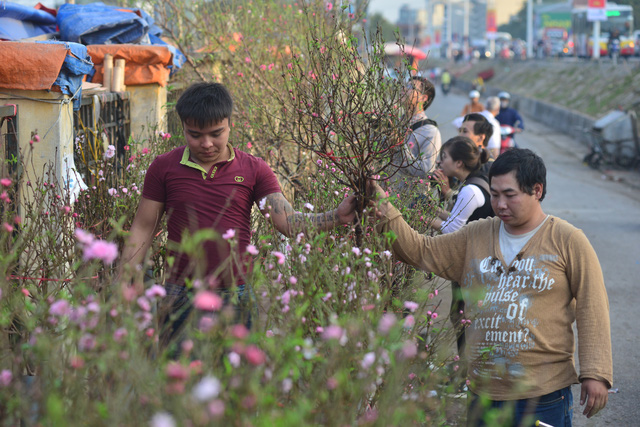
180, 143, 235, 171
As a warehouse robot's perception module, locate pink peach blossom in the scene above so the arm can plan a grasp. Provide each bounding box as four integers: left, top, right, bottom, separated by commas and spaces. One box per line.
245, 345, 266, 365
194, 290, 223, 311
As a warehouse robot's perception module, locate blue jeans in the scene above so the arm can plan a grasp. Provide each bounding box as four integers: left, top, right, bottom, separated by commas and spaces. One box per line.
467, 386, 573, 427
158, 283, 257, 358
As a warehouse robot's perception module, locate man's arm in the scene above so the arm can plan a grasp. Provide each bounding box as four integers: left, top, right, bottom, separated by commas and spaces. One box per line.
368, 181, 467, 282
261, 192, 356, 238
567, 229, 613, 417
514, 110, 525, 131
119, 197, 165, 283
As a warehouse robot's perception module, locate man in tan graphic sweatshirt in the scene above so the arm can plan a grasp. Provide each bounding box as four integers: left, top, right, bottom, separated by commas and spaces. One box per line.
370, 148, 612, 426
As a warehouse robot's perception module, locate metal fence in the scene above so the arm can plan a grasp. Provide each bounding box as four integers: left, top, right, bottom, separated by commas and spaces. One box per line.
73, 93, 131, 183
0, 104, 20, 214
0, 104, 19, 176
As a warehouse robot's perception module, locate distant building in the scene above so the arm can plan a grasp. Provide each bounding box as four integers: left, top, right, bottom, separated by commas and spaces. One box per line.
397, 0, 491, 56
440, 0, 488, 44
397, 4, 428, 46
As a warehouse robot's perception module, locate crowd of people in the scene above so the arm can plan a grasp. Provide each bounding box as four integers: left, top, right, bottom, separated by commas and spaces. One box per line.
119, 80, 612, 427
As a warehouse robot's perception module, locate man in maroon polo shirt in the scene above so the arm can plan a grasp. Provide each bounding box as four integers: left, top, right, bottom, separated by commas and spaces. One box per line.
120, 82, 356, 351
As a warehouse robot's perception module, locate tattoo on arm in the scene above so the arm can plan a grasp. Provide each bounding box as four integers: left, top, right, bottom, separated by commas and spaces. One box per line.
289, 210, 336, 232
264, 193, 336, 234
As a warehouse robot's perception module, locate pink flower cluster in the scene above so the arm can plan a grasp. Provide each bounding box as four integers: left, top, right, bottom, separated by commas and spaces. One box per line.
74, 229, 118, 265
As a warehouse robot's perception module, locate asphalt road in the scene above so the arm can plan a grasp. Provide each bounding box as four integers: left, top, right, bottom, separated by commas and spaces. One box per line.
429, 89, 640, 426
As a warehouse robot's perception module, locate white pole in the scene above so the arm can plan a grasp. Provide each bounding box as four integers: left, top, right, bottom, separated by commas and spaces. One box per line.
446, 0, 453, 59
526, 0, 534, 58
593, 20, 601, 59
463, 0, 470, 60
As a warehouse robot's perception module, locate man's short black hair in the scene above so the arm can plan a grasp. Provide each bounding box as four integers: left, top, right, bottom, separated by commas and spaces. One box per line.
489, 148, 547, 201
463, 113, 493, 148
176, 82, 234, 128
411, 76, 435, 110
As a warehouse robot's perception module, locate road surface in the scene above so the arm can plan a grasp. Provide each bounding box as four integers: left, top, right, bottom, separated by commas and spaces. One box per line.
429, 89, 640, 426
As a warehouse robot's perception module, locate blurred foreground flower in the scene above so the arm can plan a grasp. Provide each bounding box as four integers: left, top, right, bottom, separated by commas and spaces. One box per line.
194, 290, 223, 311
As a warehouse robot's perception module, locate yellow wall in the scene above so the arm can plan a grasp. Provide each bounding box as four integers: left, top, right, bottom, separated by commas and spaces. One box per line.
128, 84, 168, 144
0, 89, 77, 211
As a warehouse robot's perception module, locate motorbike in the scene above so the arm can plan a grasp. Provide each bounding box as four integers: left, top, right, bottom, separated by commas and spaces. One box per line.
500, 125, 517, 154
441, 82, 450, 96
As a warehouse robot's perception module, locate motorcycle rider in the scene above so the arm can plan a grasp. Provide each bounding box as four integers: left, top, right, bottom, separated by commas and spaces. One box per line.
461, 90, 484, 116
441, 69, 452, 96
496, 91, 524, 146
608, 29, 621, 59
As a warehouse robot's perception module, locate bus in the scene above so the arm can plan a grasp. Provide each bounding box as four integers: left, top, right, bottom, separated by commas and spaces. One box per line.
572, 2, 634, 57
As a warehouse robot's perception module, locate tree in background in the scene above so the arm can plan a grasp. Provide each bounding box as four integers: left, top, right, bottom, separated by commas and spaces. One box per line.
368, 12, 399, 42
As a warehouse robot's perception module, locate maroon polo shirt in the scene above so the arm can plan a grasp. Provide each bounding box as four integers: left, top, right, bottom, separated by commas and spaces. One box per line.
142, 144, 281, 287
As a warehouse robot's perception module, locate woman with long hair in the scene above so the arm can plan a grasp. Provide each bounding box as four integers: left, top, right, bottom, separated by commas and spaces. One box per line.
431, 136, 493, 233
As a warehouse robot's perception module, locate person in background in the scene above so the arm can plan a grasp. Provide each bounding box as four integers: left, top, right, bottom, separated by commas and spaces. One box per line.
390, 76, 442, 195
461, 90, 484, 116
401, 76, 442, 177
479, 96, 502, 159
441, 69, 452, 96
431, 137, 494, 389
496, 92, 524, 147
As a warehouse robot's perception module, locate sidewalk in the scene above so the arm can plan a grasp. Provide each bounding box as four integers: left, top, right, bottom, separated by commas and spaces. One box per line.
521, 110, 640, 194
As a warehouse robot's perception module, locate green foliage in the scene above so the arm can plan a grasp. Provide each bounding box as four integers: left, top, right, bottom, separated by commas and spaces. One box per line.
0, 1, 467, 425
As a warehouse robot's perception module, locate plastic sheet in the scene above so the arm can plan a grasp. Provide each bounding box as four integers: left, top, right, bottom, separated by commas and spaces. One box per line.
57, 2, 149, 45
0, 2, 56, 41
37, 41, 94, 110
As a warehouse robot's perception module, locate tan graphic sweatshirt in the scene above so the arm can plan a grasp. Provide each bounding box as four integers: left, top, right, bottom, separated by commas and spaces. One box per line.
378, 205, 613, 400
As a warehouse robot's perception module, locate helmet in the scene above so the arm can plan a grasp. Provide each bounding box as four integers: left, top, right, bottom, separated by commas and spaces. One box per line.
469, 90, 480, 99
498, 91, 511, 100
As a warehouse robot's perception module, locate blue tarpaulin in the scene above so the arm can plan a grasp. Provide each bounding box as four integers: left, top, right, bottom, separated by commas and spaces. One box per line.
37, 41, 94, 110
149, 34, 186, 75
57, 2, 149, 45
55, 2, 184, 74
0, 2, 56, 40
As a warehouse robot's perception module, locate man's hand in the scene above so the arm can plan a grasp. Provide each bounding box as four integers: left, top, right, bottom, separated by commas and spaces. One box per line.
365, 180, 392, 218
335, 195, 357, 225
580, 379, 609, 418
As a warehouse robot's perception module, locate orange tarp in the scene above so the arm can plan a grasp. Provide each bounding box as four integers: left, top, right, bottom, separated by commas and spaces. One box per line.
88, 45, 172, 87
0, 42, 68, 90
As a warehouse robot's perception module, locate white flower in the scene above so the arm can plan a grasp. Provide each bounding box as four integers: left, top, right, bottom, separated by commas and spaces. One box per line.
104, 145, 116, 159
192, 376, 222, 401
150, 412, 176, 427
303, 202, 314, 211
361, 352, 376, 369
228, 351, 241, 368
259, 197, 267, 210
282, 378, 293, 393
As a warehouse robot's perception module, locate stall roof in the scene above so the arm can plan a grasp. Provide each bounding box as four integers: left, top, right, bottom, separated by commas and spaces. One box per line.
87, 45, 172, 87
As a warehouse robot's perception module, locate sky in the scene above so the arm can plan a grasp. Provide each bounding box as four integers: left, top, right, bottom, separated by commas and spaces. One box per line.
367, 0, 526, 26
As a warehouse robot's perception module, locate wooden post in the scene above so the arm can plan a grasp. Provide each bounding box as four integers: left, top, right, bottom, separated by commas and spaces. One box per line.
113, 59, 126, 92
103, 54, 113, 92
